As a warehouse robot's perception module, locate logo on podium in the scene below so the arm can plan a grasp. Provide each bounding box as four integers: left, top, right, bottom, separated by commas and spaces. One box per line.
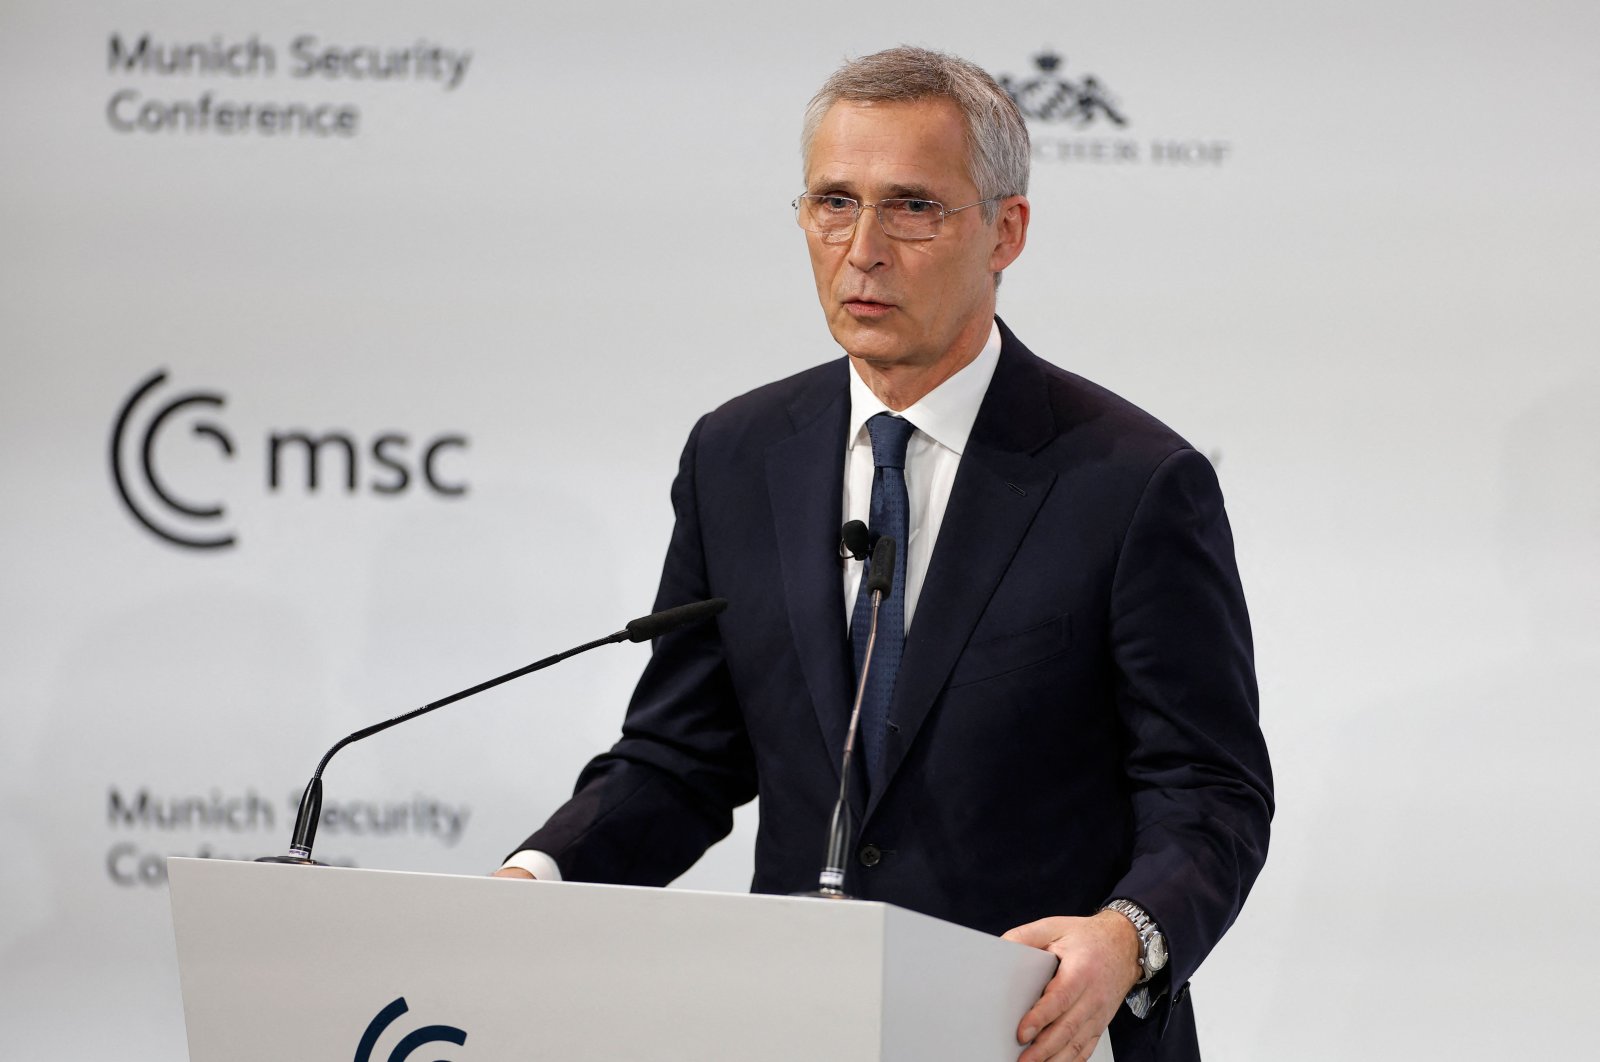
356, 997, 468, 1062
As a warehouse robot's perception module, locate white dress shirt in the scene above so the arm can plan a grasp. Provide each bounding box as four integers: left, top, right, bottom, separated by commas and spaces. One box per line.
841, 322, 1001, 631
503, 322, 1003, 882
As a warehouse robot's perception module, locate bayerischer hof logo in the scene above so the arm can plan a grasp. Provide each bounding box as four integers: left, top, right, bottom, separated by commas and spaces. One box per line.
997, 51, 1126, 127
993, 47, 1232, 167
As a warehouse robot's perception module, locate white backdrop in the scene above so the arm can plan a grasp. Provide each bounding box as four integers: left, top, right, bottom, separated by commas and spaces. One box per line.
2, 1, 1597, 1057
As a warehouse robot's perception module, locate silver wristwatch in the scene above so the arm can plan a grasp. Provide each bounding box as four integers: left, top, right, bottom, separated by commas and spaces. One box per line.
1103, 898, 1167, 985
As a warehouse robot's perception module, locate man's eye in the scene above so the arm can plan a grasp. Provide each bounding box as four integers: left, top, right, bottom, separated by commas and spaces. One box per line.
894, 199, 939, 215
817, 196, 856, 212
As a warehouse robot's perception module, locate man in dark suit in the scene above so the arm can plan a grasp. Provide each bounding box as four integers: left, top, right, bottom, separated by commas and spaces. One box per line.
497, 47, 1272, 1062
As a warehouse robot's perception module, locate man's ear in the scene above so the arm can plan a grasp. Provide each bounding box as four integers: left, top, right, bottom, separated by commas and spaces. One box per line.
989, 195, 1030, 274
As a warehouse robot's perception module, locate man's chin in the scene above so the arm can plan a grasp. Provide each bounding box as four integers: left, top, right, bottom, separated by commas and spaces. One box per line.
828, 315, 905, 363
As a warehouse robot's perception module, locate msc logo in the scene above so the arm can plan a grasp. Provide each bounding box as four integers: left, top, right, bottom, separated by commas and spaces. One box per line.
996, 50, 1127, 127
109, 369, 470, 550
110, 370, 236, 549
356, 997, 468, 1062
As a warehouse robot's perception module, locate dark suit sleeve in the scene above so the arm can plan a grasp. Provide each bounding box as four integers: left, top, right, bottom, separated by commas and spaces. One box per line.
1104, 447, 1274, 1017
511, 415, 759, 884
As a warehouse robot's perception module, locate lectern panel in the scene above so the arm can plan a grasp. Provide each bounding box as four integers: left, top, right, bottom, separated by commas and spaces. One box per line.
168, 858, 1064, 1061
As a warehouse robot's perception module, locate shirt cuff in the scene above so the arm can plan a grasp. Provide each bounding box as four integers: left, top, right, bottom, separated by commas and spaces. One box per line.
500, 849, 563, 881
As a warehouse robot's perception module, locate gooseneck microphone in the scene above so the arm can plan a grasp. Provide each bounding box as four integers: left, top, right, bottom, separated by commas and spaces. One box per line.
804, 535, 896, 899
258, 597, 728, 865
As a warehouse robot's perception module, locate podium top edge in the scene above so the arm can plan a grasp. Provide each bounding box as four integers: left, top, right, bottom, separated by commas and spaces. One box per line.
165, 856, 891, 909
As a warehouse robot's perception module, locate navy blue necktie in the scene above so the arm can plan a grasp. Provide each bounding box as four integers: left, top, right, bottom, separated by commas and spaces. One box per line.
851, 413, 915, 782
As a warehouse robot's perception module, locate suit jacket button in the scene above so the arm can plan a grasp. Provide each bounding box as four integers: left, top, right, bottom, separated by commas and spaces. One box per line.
858, 844, 882, 867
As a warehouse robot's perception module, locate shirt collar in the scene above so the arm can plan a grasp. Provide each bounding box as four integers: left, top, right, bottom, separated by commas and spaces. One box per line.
847, 320, 1001, 456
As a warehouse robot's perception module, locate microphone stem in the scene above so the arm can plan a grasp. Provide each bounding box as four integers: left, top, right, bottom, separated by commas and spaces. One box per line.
308, 630, 625, 782
281, 628, 629, 862
817, 589, 881, 895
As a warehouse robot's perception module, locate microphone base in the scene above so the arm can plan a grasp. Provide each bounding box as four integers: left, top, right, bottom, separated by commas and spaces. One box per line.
255, 855, 324, 866
790, 888, 857, 900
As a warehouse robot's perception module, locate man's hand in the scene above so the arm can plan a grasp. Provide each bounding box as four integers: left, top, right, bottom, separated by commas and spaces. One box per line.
1002, 910, 1142, 1062
490, 867, 535, 880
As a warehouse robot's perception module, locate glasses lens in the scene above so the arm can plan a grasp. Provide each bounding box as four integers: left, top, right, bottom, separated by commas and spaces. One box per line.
878, 199, 943, 239
797, 195, 859, 237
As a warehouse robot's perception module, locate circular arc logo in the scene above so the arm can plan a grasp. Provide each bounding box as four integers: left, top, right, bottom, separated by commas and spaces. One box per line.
356, 996, 469, 1062
109, 369, 237, 549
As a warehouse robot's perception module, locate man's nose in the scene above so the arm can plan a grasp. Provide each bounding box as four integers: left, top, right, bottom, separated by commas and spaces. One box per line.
846, 204, 890, 271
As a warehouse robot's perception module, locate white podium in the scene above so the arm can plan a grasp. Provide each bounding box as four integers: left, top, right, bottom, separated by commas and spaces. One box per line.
167, 857, 1070, 1062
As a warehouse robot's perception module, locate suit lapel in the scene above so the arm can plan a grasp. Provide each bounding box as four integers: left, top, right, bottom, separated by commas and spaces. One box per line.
766, 364, 856, 787
867, 327, 1059, 816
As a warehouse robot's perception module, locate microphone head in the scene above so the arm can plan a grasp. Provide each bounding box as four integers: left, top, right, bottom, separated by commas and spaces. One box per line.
624, 598, 728, 643
840, 520, 871, 561
865, 536, 896, 598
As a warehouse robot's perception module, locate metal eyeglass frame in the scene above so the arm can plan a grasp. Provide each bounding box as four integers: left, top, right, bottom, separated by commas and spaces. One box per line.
792, 194, 1004, 242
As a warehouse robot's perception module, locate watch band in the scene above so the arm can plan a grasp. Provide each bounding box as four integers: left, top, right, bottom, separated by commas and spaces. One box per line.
1102, 897, 1166, 986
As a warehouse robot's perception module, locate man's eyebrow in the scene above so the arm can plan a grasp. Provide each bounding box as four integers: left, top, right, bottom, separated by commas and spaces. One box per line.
883, 183, 939, 201
804, 178, 943, 201
805, 176, 855, 194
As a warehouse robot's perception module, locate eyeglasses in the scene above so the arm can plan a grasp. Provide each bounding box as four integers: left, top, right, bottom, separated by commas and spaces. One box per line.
792, 193, 1003, 242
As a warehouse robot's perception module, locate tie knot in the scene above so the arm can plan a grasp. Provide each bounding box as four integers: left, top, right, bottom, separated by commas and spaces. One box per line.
866, 413, 916, 470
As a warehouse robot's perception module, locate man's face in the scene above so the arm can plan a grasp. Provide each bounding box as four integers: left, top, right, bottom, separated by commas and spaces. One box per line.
802, 97, 1025, 371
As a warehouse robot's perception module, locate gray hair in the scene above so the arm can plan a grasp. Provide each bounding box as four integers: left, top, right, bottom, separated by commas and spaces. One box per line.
800, 46, 1030, 224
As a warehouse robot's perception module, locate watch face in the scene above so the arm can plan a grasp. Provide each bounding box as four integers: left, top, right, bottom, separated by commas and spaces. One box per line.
1148, 932, 1168, 972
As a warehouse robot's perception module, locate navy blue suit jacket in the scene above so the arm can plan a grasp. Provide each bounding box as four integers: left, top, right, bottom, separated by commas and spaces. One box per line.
521, 320, 1273, 1059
